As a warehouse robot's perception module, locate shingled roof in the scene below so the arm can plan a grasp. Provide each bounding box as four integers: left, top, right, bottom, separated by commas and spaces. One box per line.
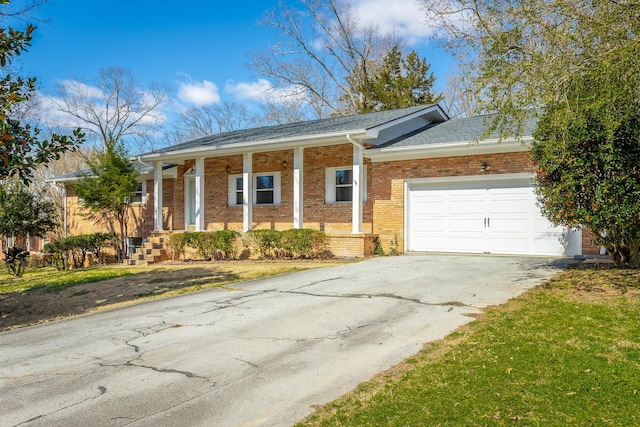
377, 113, 538, 149
140, 105, 441, 157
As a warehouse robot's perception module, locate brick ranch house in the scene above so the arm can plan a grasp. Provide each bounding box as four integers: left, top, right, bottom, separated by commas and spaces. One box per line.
51, 104, 600, 263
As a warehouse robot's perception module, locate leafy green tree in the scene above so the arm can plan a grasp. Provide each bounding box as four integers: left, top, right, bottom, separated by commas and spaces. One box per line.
0, 1, 83, 184
0, 180, 56, 276
70, 142, 137, 262
356, 46, 442, 113
532, 63, 640, 268
421, 0, 640, 267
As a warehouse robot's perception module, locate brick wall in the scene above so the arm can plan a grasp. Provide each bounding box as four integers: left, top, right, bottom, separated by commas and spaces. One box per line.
65, 187, 154, 237
65, 147, 543, 258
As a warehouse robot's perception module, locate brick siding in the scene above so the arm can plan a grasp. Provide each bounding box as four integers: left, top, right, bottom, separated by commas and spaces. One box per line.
64, 146, 566, 257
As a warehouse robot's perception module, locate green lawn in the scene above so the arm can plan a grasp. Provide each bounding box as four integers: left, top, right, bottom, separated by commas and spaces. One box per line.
0, 266, 135, 294
300, 266, 640, 426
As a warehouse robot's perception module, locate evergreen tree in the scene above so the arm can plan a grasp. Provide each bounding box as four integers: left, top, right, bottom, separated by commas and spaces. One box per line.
71, 142, 137, 262
357, 46, 442, 113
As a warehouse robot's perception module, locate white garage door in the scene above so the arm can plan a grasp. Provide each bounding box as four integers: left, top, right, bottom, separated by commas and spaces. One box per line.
406, 176, 577, 256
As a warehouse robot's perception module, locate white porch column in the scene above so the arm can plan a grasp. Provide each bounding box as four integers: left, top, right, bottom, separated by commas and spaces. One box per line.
293, 147, 304, 229
195, 157, 205, 231
352, 145, 364, 234
153, 161, 163, 231
243, 153, 253, 232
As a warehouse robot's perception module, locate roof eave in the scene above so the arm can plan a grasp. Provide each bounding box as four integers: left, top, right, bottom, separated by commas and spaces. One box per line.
139, 129, 372, 162
366, 136, 533, 163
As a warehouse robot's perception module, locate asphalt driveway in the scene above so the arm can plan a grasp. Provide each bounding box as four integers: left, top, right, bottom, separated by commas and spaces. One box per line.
0, 254, 570, 427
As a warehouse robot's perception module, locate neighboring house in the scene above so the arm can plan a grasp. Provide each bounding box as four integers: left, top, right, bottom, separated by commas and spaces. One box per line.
51, 104, 601, 260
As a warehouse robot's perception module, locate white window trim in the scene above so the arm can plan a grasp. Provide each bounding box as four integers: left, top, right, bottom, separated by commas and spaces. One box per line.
325, 166, 367, 204
228, 174, 244, 207
228, 172, 281, 206
130, 180, 147, 205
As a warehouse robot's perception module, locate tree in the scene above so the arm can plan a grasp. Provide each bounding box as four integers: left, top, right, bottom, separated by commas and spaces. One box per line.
420, 0, 640, 267
249, 0, 400, 118
356, 46, 441, 113
532, 64, 640, 268
70, 142, 137, 263
0, 1, 83, 184
0, 180, 56, 276
169, 101, 255, 143
50, 66, 168, 152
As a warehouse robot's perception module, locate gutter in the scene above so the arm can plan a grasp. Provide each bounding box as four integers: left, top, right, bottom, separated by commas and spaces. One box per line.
138, 129, 372, 162
346, 133, 366, 150
366, 136, 533, 162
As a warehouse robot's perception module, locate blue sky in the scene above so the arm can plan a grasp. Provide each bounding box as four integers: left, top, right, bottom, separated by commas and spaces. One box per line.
18, 0, 452, 124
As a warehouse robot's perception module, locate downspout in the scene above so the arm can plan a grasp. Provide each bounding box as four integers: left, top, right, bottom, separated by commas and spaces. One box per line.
53, 182, 67, 238
62, 184, 67, 238
136, 156, 153, 168
346, 134, 366, 150
346, 134, 366, 235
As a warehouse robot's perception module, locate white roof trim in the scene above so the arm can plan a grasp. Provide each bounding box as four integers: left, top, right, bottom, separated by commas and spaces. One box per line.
139, 129, 372, 162
365, 104, 448, 138
366, 137, 532, 162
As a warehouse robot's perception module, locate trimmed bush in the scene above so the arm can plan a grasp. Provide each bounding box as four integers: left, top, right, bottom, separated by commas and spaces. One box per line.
247, 229, 332, 260
167, 233, 188, 260
172, 231, 242, 261
213, 230, 241, 259
281, 229, 330, 259
247, 229, 283, 259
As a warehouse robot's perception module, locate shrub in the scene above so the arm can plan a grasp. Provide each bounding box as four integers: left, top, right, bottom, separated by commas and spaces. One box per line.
43, 232, 118, 270
167, 233, 187, 260
248, 229, 283, 259
184, 232, 216, 260
281, 229, 330, 259
3, 246, 29, 277
212, 230, 241, 259
175, 231, 242, 261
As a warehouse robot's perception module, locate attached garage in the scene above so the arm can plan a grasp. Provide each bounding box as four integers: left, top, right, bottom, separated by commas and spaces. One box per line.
405, 174, 580, 256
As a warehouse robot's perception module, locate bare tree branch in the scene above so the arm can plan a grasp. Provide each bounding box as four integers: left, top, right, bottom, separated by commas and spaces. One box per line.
50, 67, 169, 152
248, 0, 399, 118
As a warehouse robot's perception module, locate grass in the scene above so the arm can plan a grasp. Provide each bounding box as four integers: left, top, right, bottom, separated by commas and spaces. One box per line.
299, 265, 640, 426
0, 266, 134, 293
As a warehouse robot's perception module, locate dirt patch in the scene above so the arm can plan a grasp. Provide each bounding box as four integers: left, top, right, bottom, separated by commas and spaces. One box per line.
0, 259, 349, 331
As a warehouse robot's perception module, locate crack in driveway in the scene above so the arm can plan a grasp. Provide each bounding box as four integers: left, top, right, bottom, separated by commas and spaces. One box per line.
271, 288, 477, 310
15, 385, 107, 427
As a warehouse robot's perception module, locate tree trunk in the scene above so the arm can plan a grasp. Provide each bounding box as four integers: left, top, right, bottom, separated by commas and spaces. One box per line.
606, 241, 640, 269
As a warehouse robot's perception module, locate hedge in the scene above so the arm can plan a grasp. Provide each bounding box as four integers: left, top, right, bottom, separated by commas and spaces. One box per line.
248, 229, 331, 259
168, 230, 241, 261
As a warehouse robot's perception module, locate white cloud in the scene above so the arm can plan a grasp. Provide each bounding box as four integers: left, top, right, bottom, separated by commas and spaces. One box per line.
177, 79, 220, 106
58, 79, 104, 99
225, 79, 306, 104
352, 0, 437, 44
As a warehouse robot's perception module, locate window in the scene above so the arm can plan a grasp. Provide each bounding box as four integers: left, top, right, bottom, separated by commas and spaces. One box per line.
335, 169, 353, 202
129, 181, 146, 204
325, 166, 367, 204
228, 173, 281, 206
233, 176, 243, 206
256, 174, 275, 204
